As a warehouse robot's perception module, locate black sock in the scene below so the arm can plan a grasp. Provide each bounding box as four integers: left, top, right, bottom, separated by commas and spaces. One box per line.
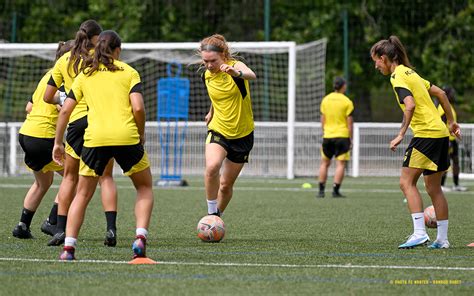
48, 203, 58, 225
319, 182, 325, 192
105, 211, 117, 231
333, 183, 341, 194
56, 215, 67, 232
453, 175, 459, 186
20, 208, 35, 228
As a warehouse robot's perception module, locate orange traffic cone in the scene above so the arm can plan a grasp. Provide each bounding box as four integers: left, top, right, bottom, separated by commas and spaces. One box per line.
128, 257, 157, 264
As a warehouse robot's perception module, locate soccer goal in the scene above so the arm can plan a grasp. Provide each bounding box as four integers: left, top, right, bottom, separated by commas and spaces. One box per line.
0, 40, 327, 178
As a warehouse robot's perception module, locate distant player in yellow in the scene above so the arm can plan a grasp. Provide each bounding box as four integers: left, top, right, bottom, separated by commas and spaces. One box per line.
200, 34, 256, 217
437, 86, 467, 192
11, 41, 73, 239
44, 20, 118, 247
318, 77, 353, 198
371, 35, 461, 249
53, 30, 154, 260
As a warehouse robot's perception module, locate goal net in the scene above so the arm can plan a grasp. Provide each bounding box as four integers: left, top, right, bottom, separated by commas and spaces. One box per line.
0, 40, 328, 178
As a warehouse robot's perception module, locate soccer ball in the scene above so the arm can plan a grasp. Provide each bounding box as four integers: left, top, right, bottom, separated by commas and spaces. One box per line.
197, 215, 225, 242
424, 205, 437, 228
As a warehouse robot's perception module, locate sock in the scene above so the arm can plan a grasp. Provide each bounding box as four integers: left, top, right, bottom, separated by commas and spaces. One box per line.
453, 175, 459, 186
105, 211, 117, 231
20, 208, 35, 228
441, 174, 446, 186
411, 212, 426, 236
48, 203, 58, 225
207, 199, 218, 214
319, 182, 325, 193
56, 215, 67, 233
436, 220, 449, 242
136, 228, 148, 238
64, 237, 77, 248
333, 183, 341, 194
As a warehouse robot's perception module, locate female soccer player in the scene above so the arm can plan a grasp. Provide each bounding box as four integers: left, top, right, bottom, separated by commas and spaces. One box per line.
44, 20, 118, 247
370, 36, 461, 249
199, 34, 256, 217
53, 30, 154, 260
317, 77, 354, 198
12, 40, 73, 239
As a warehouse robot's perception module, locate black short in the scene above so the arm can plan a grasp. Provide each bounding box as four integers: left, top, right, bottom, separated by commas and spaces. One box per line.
206, 130, 254, 163
66, 115, 87, 158
19, 134, 55, 171
403, 137, 449, 175
81, 144, 146, 176
321, 138, 351, 160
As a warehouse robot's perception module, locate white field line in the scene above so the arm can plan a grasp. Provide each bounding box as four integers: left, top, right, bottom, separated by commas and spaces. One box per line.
2, 183, 473, 194
0, 257, 473, 271
0, 183, 404, 193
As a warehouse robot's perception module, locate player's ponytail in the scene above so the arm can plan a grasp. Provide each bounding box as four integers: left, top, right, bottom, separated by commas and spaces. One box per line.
85, 30, 122, 76
388, 36, 413, 69
370, 35, 414, 69
68, 20, 102, 77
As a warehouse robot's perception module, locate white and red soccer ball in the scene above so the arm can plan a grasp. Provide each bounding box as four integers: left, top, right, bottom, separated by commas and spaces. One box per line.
424, 205, 437, 229
197, 215, 225, 242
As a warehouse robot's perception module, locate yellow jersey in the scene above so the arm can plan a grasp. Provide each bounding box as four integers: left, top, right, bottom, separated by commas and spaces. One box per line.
320, 92, 354, 138
69, 60, 142, 147
390, 65, 449, 138
48, 51, 89, 123
204, 60, 254, 139
19, 70, 59, 138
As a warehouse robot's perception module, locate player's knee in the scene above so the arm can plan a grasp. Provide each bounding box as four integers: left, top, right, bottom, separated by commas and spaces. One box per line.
424, 183, 441, 196
399, 180, 411, 193
62, 170, 79, 184
219, 182, 233, 194
35, 179, 52, 194
205, 163, 221, 178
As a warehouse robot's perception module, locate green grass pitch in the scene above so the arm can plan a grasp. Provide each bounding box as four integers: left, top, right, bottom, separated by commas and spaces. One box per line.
0, 175, 473, 295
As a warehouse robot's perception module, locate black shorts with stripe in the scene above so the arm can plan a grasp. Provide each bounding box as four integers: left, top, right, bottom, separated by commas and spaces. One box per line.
81, 144, 145, 176
66, 115, 87, 158
19, 134, 55, 171
206, 130, 254, 163
403, 137, 449, 175
321, 138, 351, 160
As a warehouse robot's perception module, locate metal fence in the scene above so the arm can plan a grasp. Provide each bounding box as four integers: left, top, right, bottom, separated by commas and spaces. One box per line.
2, 122, 473, 178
